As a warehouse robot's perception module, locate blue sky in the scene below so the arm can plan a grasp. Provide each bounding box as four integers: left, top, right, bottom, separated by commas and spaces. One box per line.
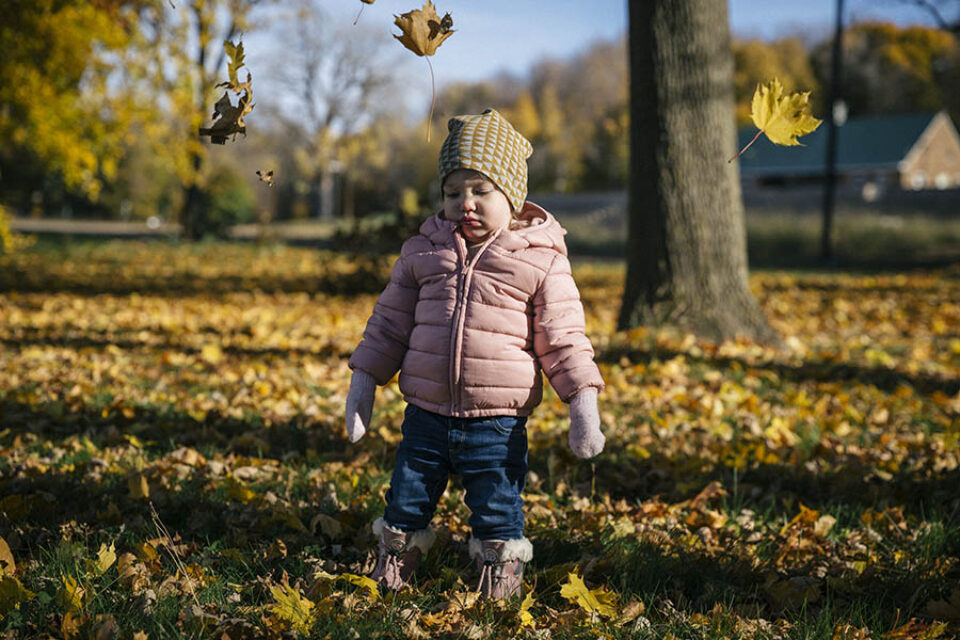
254, 0, 951, 116
359, 0, 947, 85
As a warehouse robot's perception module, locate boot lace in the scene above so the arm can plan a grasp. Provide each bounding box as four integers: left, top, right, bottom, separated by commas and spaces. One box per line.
476, 558, 502, 595
385, 547, 404, 582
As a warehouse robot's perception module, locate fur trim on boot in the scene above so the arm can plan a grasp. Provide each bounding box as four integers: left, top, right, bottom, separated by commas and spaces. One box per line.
372, 518, 436, 555
369, 518, 435, 591
468, 537, 533, 563
469, 537, 532, 599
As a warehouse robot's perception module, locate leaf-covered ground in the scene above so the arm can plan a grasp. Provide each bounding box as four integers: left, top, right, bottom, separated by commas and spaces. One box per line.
1, 241, 958, 639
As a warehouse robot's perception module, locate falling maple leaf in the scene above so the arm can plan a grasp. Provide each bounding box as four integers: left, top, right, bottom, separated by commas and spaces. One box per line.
730, 78, 821, 162
393, 1, 454, 141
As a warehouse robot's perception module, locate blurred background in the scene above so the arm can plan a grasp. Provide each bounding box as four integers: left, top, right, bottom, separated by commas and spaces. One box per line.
1, 0, 959, 267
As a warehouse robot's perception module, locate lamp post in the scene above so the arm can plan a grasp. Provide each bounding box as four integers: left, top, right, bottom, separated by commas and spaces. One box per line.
821, 0, 845, 263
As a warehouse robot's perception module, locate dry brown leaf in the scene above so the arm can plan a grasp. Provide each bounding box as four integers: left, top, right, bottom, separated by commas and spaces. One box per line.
393, 1, 454, 57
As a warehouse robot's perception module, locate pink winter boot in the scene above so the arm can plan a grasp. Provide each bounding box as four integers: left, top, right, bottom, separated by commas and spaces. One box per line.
369, 518, 435, 591
469, 537, 533, 599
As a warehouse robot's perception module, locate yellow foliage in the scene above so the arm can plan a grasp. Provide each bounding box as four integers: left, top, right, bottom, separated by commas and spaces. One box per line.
750, 78, 822, 147
518, 591, 536, 628
559, 572, 618, 619
0, 575, 35, 619
0, 538, 14, 576
57, 574, 83, 613
267, 583, 316, 635
87, 543, 117, 577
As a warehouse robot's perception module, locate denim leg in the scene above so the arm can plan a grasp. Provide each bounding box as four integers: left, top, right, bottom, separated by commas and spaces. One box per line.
454, 415, 528, 540
383, 404, 452, 532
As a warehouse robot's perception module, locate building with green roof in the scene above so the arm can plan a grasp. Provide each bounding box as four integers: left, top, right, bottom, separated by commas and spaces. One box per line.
737, 111, 960, 199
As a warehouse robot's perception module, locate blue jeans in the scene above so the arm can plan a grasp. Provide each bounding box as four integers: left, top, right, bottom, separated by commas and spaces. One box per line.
383, 403, 528, 541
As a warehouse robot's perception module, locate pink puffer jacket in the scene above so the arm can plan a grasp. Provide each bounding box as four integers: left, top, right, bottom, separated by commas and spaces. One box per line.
348, 202, 604, 417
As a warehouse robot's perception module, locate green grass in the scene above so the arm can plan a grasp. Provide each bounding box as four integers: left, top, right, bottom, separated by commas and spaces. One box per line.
0, 239, 958, 638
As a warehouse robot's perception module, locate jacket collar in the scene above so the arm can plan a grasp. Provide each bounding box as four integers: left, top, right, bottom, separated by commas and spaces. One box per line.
420, 201, 568, 256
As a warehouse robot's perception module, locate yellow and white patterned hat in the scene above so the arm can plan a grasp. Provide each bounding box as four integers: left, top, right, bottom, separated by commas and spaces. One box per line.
439, 108, 534, 212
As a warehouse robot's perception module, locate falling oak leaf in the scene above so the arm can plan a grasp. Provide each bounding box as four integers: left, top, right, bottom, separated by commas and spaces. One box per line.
393, 1, 454, 56
730, 78, 821, 162
394, 1, 454, 141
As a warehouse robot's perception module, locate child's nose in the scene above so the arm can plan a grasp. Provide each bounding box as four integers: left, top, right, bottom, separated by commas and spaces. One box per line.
461, 197, 477, 212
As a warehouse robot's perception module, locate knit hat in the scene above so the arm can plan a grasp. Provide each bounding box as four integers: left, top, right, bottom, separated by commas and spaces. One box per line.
439, 108, 534, 212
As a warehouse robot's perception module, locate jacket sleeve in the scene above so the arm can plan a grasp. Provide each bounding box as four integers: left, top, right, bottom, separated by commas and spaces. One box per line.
532, 253, 605, 402
348, 251, 419, 385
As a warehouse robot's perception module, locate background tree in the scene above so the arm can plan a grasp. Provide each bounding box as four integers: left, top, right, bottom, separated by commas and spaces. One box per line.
733, 38, 820, 123
0, 0, 145, 212
811, 22, 959, 120
158, 0, 269, 239
617, 0, 778, 344
273, 0, 398, 222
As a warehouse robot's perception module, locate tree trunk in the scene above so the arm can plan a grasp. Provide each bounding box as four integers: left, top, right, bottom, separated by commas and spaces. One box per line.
181, 151, 205, 240
617, 0, 778, 345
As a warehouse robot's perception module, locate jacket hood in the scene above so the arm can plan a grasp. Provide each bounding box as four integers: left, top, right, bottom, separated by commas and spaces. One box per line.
420, 201, 567, 256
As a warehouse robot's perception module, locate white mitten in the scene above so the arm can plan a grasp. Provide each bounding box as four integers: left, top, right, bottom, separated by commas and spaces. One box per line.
568, 387, 604, 458
344, 370, 377, 443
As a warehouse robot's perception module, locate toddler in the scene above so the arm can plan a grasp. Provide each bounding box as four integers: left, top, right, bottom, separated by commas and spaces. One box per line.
344, 108, 605, 599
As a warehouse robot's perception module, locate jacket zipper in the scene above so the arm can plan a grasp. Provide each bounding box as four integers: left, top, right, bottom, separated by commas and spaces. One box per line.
448, 228, 502, 414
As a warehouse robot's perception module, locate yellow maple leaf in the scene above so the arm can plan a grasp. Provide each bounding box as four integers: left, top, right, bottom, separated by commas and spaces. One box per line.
268, 583, 316, 635
0, 537, 14, 576
731, 78, 821, 162
86, 542, 116, 577
559, 572, 618, 619
393, 1, 454, 142
393, 1, 454, 57
752, 78, 821, 145
338, 573, 379, 602
57, 574, 84, 613
128, 473, 150, 500
0, 575, 36, 617
518, 590, 536, 628
225, 474, 257, 504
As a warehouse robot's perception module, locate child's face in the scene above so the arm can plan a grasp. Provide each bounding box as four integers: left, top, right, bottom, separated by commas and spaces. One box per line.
442, 169, 513, 245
